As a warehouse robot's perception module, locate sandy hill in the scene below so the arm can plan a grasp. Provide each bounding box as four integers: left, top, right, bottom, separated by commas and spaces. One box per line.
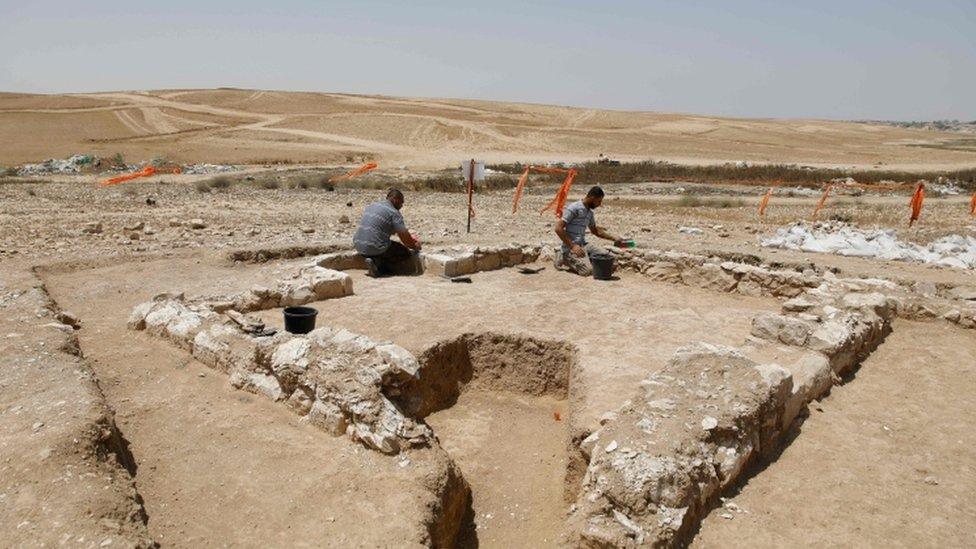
1, 89, 974, 170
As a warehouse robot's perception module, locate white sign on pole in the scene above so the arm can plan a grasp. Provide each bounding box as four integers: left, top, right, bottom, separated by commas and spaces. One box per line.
461, 160, 486, 182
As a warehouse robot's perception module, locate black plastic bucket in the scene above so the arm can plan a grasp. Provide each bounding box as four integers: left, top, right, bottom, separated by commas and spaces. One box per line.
283, 306, 318, 334
590, 253, 615, 280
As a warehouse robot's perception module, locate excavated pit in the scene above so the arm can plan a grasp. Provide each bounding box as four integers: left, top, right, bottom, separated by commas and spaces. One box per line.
396, 333, 580, 548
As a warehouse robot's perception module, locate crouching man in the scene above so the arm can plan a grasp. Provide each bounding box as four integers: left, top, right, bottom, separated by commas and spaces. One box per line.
353, 188, 422, 277
554, 186, 624, 276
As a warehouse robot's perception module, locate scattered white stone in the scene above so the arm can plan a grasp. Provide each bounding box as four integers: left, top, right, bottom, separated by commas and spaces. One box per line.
679, 226, 704, 235
701, 416, 718, 430
605, 440, 618, 453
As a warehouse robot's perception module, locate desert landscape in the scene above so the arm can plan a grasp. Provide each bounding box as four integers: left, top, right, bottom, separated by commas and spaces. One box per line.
2, 89, 976, 548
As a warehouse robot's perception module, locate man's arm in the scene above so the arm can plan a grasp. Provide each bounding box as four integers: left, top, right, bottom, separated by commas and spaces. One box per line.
590, 224, 624, 245
397, 229, 422, 251
555, 219, 585, 257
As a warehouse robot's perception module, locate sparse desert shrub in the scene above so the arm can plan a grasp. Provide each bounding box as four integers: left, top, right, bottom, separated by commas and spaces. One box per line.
26, 188, 36, 197
195, 180, 212, 193
317, 178, 335, 191
258, 177, 280, 190
487, 160, 976, 188
828, 212, 853, 223
208, 175, 233, 189
675, 195, 743, 208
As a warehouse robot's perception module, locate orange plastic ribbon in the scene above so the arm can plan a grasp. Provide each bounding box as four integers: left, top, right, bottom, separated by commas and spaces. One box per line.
908, 182, 925, 226
330, 162, 378, 183
758, 181, 781, 218
811, 184, 833, 219
512, 167, 531, 213
970, 191, 976, 216
539, 169, 578, 218
100, 165, 180, 186
512, 165, 581, 214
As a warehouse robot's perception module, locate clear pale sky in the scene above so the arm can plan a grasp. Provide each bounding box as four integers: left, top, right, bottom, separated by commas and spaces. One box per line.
1, 0, 973, 120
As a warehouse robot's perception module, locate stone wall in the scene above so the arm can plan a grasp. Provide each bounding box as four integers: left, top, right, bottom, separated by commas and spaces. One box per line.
313, 245, 542, 278
128, 293, 430, 454
563, 260, 899, 547
611, 247, 976, 330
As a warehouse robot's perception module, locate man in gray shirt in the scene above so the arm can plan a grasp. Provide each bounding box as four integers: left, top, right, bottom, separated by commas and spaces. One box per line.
353, 188, 422, 277
554, 186, 624, 276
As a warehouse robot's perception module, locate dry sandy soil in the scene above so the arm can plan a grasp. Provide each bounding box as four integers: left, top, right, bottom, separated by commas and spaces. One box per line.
1, 176, 972, 546
3, 89, 976, 169
2, 88, 975, 548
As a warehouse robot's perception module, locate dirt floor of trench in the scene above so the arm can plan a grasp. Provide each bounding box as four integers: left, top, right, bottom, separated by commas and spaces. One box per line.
257, 265, 783, 431
426, 391, 568, 548
691, 319, 976, 548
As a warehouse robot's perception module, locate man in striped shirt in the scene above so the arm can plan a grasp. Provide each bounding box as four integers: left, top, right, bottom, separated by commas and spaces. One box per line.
554, 186, 624, 276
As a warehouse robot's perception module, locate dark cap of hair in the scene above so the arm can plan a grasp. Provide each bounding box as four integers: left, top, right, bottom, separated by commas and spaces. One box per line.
586, 186, 605, 198
386, 188, 404, 200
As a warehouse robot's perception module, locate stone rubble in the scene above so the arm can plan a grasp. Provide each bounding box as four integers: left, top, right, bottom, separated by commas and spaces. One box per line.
611, 247, 976, 329
126, 264, 430, 454
565, 250, 901, 547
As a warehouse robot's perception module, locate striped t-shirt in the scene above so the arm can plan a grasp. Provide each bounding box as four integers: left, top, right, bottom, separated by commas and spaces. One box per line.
561, 200, 595, 252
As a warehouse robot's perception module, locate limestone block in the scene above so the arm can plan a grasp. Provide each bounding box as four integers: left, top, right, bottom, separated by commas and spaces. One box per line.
781, 353, 833, 428
306, 268, 353, 299
474, 252, 501, 272
681, 263, 738, 292
306, 399, 347, 436
375, 343, 420, 379
279, 284, 315, 307
750, 313, 814, 346
422, 253, 457, 277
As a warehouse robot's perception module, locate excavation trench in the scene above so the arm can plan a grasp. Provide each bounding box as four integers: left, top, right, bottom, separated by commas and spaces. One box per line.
396, 333, 581, 548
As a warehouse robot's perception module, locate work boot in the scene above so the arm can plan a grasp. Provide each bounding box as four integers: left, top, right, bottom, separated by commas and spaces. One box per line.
365, 258, 380, 278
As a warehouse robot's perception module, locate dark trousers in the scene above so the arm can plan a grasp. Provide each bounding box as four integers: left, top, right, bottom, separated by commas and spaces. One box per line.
365, 241, 417, 275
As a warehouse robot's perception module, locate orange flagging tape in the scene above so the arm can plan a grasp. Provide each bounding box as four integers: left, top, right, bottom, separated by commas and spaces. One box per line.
811, 184, 833, 219
100, 165, 180, 186
512, 167, 531, 213
539, 169, 578, 218
908, 182, 925, 227
329, 162, 378, 183
512, 165, 579, 214
758, 180, 782, 218
970, 192, 976, 216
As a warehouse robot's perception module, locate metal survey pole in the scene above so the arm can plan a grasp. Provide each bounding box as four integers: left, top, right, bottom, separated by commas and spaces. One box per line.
466, 158, 475, 233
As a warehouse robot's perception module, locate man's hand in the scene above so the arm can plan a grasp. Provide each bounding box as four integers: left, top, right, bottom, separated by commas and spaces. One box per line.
613, 238, 626, 247
571, 244, 585, 258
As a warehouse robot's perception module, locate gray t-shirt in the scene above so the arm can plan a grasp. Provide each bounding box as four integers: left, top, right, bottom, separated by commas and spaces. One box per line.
561, 200, 595, 252
353, 200, 407, 256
